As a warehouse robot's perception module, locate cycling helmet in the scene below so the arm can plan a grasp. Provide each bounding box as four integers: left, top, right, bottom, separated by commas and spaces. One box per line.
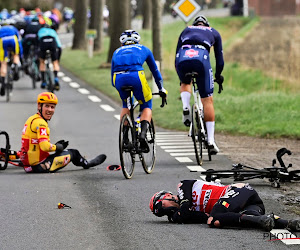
119, 30, 140, 45
37, 92, 58, 105
192, 15, 210, 27
149, 190, 179, 218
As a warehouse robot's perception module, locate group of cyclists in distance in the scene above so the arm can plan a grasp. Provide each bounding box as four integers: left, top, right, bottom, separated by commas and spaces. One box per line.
0, 7, 69, 96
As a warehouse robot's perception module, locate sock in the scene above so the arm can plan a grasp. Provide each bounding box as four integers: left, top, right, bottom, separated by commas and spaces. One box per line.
0, 76, 5, 85
140, 120, 149, 140
41, 71, 45, 82
54, 71, 58, 77
206, 121, 215, 144
180, 91, 191, 110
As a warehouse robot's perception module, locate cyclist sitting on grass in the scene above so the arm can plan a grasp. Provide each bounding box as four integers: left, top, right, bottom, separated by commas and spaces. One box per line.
111, 30, 168, 153
0, 19, 23, 96
37, 19, 62, 91
175, 15, 224, 154
150, 179, 300, 232
20, 92, 106, 173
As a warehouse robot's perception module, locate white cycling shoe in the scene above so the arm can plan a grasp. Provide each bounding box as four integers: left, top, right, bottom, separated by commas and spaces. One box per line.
208, 142, 219, 155
182, 108, 191, 127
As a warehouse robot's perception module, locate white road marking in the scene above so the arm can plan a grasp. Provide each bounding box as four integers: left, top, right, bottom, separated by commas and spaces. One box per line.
157, 142, 192, 146
69, 82, 80, 88
175, 157, 193, 163
62, 76, 72, 82
78, 88, 90, 94
100, 104, 115, 112
160, 145, 194, 149
165, 149, 195, 152
270, 229, 300, 245
88, 95, 101, 102
114, 115, 120, 120
170, 152, 196, 156
57, 72, 65, 77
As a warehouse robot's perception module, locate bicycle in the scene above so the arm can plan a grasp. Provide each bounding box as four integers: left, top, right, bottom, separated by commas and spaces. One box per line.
44, 50, 55, 92
186, 72, 211, 166
0, 130, 21, 170
5, 52, 15, 102
119, 86, 166, 179
26, 44, 39, 89
200, 148, 300, 188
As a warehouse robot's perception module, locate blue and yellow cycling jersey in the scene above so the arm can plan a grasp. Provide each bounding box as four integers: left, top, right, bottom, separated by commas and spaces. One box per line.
0, 25, 23, 61
111, 44, 163, 90
37, 27, 62, 48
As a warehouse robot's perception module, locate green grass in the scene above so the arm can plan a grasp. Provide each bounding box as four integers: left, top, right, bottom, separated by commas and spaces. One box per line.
61, 17, 300, 139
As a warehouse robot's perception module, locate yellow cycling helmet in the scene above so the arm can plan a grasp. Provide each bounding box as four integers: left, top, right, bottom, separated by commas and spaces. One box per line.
37, 92, 58, 105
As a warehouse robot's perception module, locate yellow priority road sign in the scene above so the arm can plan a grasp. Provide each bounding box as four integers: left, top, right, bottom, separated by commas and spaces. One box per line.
173, 0, 201, 23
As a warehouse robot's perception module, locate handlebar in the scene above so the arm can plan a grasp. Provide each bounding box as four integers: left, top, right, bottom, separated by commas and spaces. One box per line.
153, 93, 167, 108
276, 148, 292, 171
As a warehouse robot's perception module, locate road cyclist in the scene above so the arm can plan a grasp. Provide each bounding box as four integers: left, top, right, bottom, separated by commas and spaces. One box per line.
175, 15, 224, 155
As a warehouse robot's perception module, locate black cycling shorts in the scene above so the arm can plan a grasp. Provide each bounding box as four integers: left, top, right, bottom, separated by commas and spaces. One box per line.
38, 36, 58, 61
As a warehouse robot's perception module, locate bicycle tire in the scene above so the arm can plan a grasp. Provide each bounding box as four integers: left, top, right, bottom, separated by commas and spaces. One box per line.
119, 114, 135, 179
191, 103, 203, 165
31, 62, 38, 89
0, 131, 10, 170
141, 119, 156, 174
5, 69, 13, 102
289, 170, 300, 181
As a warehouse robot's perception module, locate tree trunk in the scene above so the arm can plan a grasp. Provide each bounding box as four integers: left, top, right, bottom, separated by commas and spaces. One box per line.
152, 0, 162, 66
106, 0, 130, 63
72, 0, 88, 50
142, 0, 152, 29
89, 0, 104, 51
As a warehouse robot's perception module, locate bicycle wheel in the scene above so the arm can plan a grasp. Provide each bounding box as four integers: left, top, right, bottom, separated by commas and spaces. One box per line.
289, 170, 300, 181
46, 70, 54, 92
191, 103, 203, 165
0, 131, 10, 170
5, 70, 13, 102
119, 114, 135, 179
141, 119, 156, 174
30, 62, 38, 89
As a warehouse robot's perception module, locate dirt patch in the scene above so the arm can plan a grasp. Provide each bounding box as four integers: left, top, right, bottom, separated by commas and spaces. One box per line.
225, 16, 300, 88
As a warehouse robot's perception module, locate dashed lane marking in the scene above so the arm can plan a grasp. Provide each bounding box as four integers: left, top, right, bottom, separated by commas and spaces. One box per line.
88, 95, 101, 102
57, 72, 65, 77
62, 76, 72, 82
78, 88, 90, 94
69, 82, 80, 88
175, 157, 193, 163
114, 115, 120, 120
100, 104, 115, 112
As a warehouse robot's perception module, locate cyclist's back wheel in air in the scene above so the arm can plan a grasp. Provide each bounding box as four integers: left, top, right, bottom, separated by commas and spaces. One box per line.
119, 114, 135, 179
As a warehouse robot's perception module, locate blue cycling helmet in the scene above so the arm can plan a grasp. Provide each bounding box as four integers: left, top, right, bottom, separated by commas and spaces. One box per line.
192, 15, 210, 27
119, 30, 140, 45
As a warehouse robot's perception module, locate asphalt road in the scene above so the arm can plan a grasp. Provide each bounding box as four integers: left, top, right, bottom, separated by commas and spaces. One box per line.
0, 18, 299, 249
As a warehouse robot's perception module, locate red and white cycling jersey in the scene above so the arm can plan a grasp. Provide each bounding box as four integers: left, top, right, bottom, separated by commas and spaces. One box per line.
190, 180, 230, 213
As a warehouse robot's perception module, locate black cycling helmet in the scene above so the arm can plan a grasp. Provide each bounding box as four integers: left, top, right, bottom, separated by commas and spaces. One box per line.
192, 15, 210, 27
149, 190, 179, 219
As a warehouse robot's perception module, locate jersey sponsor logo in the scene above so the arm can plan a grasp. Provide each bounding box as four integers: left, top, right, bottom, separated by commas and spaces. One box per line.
222, 189, 239, 199
64, 156, 70, 165
177, 182, 184, 199
40, 128, 47, 136
22, 124, 28, 135
31, 139, 38, 144
192, 190, 199, 211
203, 190, 212, 211
185, 49, 199, 58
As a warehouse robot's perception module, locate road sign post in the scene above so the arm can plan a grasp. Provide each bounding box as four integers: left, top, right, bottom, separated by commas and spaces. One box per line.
85, 29, 97, 58
172, 0, 201, 25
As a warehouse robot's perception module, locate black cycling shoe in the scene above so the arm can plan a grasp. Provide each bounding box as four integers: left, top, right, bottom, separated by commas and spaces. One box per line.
287, 220, 300, 231
258, 215, 275, 231
83, 154, 107, 169
140, 138, 150, 153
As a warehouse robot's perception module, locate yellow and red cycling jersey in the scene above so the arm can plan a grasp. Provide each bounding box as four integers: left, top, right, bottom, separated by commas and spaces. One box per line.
20, 113, 57, 166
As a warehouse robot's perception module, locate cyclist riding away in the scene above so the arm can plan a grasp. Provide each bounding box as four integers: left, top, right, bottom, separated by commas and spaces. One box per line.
20, 92, 107, 173
111, 30, 168, 152
150, 179, 300, 232
22, 16, 42, 76
175, 15, 224, 154
37, 19, 62, 91
0, 18, 23, 96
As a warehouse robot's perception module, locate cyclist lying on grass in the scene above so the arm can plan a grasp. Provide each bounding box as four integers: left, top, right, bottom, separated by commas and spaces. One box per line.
19, 92, 106, 173
150, 179, 300, 232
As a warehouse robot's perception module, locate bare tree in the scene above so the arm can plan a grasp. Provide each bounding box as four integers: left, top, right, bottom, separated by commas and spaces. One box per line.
72, 0, 88, 50
152, 0, 162, 66
89, 0, 104, 51
142, 0, 152, 29
106, 0, 130, 63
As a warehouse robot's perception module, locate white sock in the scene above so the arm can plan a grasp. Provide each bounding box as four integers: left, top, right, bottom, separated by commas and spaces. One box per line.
180, 92, 191, 110
206, 121, 215, 144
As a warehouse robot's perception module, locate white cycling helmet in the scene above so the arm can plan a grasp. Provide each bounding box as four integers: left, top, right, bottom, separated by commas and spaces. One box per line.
192, 15, 210, 27
119, 30, 140, 45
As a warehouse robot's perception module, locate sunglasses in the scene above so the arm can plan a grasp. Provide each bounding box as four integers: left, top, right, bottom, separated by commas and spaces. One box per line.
107, 165, 121, 171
